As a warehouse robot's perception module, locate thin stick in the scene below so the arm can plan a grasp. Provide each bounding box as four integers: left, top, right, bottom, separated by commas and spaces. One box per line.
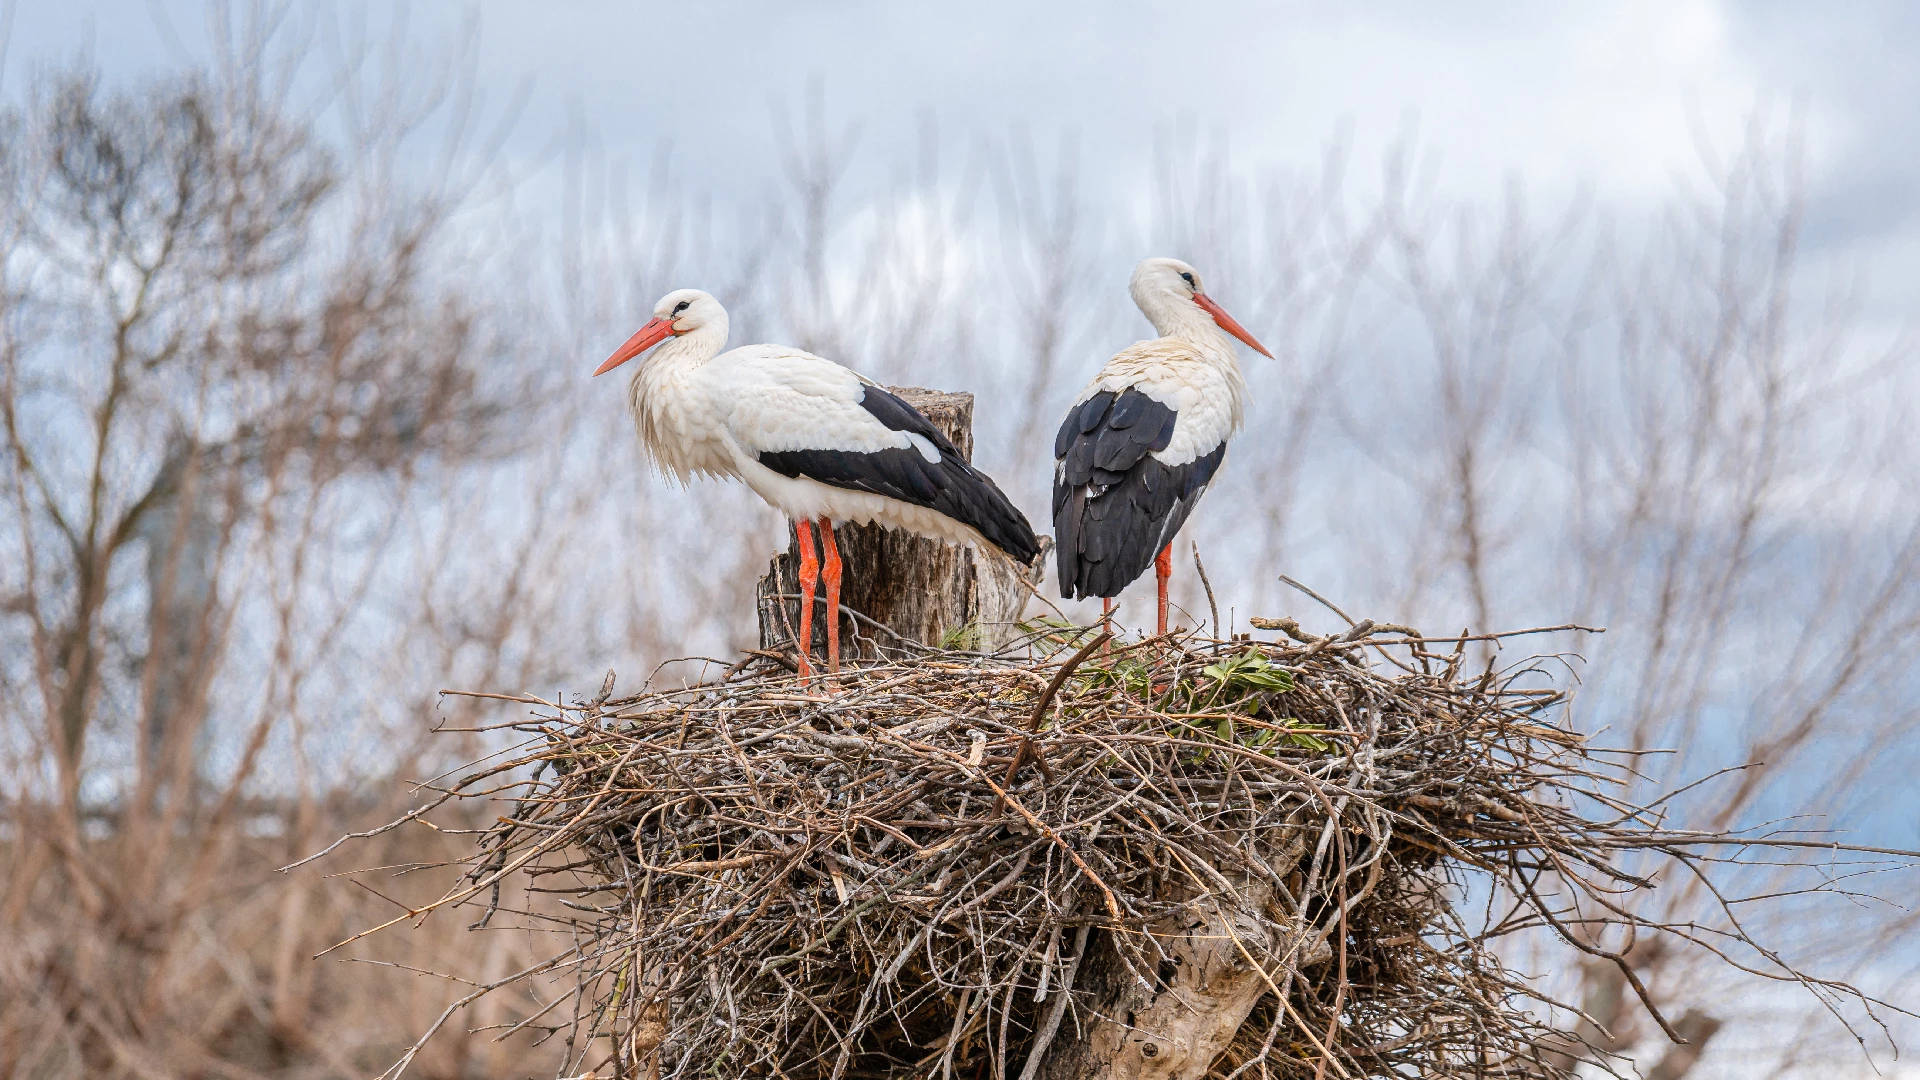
1018, 924, 1092, 1080
997, 632, 1111, 814
1194, 542, 1221, 640
1279, 575, 1357, 627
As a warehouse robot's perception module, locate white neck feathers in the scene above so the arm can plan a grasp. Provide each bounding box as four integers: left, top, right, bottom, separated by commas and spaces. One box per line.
1127, 274, 1248, 432
627, 316, 729, 483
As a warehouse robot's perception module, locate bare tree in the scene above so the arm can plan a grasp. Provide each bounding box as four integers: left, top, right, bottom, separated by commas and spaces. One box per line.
0, 13, 568, 1076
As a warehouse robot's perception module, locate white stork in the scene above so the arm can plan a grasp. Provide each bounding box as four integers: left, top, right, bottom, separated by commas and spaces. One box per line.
594, 289, 1041, 679
1053, 257, 1272, 635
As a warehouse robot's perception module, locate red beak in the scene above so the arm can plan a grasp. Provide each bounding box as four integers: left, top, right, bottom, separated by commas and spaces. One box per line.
593, 317, 677, 376
1193, 293, 1274, 358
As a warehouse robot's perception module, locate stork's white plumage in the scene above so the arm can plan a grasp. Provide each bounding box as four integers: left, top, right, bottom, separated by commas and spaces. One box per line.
595, 289, 1040, 680
1052, 258, 1273, 635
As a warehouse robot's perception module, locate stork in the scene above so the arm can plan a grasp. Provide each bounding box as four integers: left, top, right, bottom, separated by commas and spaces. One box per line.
594, 289, 1041, 681
1053, 257, 1272, 635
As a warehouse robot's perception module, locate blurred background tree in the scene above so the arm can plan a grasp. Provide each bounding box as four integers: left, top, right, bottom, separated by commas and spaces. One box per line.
0, 14, 553, 1075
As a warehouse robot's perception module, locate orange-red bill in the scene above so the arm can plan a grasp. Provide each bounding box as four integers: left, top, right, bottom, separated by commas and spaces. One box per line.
592, 317, 677, 376
1192, 292, 1273, 358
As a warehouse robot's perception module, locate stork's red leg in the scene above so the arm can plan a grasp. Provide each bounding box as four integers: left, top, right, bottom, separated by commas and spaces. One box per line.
794, 519, 819, 684
1100, 596, 1114, 656
1155, 544, 1173, 636
819, 518, 842, 676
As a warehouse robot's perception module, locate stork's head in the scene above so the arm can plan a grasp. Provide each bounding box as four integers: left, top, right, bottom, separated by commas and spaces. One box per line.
593, 289, 729, 376
1129, 257, 1273, 358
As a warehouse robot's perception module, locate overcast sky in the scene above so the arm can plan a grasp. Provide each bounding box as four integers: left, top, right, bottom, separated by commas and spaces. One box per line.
10, 1, 1920, 309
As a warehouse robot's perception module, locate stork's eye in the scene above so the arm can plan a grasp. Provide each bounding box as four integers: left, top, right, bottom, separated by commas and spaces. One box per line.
1180, 271, 1196, 286
673, 300, 691, 315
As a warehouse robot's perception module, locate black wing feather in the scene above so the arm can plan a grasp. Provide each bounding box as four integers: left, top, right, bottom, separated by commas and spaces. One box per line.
1055, 391, 1113, 458
1106, 391, 1152, 429
1051, 387, 1226, 600
757, 384, 1041, 563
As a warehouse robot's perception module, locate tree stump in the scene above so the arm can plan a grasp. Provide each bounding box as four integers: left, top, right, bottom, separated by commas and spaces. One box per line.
754, 387, 1044, 661
1031, 876, 1330, 1079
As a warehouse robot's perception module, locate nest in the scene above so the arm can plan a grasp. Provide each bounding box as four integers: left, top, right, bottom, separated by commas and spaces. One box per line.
378, 619, 1762, 1080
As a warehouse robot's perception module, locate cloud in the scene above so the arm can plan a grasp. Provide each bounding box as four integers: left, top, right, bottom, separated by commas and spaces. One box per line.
13, 2, 1915, 287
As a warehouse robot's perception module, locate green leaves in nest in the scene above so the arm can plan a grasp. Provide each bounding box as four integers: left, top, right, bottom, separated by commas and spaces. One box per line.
1015, 616, 1108, 652
1056, 644, 1331, 757
1201, 650, 1297, 695
1225, 719, 1332, 755
1086, 658, 1155, 698
938, 622, 982, 652
1199, 650, 1330, 754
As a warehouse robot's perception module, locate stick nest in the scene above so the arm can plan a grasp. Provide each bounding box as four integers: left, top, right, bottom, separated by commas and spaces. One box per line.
406, 622, 1726, 1079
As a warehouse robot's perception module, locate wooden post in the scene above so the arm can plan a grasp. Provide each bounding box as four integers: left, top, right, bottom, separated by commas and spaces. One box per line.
754, 387, 1044, 662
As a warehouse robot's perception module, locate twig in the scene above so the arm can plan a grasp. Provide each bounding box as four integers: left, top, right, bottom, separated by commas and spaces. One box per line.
1018, 924, 1092, 1080
1279, 575, 1356, 627
997, 632, 1111, 814
1194, 542, 1221, 639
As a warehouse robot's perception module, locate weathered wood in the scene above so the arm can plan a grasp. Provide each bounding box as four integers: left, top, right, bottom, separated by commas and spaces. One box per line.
1034, 890, 1300, 1080
754, 387, 1043, 661
1021, 810, 1320, 1068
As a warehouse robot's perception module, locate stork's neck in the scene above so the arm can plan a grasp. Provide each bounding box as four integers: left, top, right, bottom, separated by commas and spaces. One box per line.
1141, 293, 1242, 363
626, 316, 730, 483
1134, 290, 1248, 431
